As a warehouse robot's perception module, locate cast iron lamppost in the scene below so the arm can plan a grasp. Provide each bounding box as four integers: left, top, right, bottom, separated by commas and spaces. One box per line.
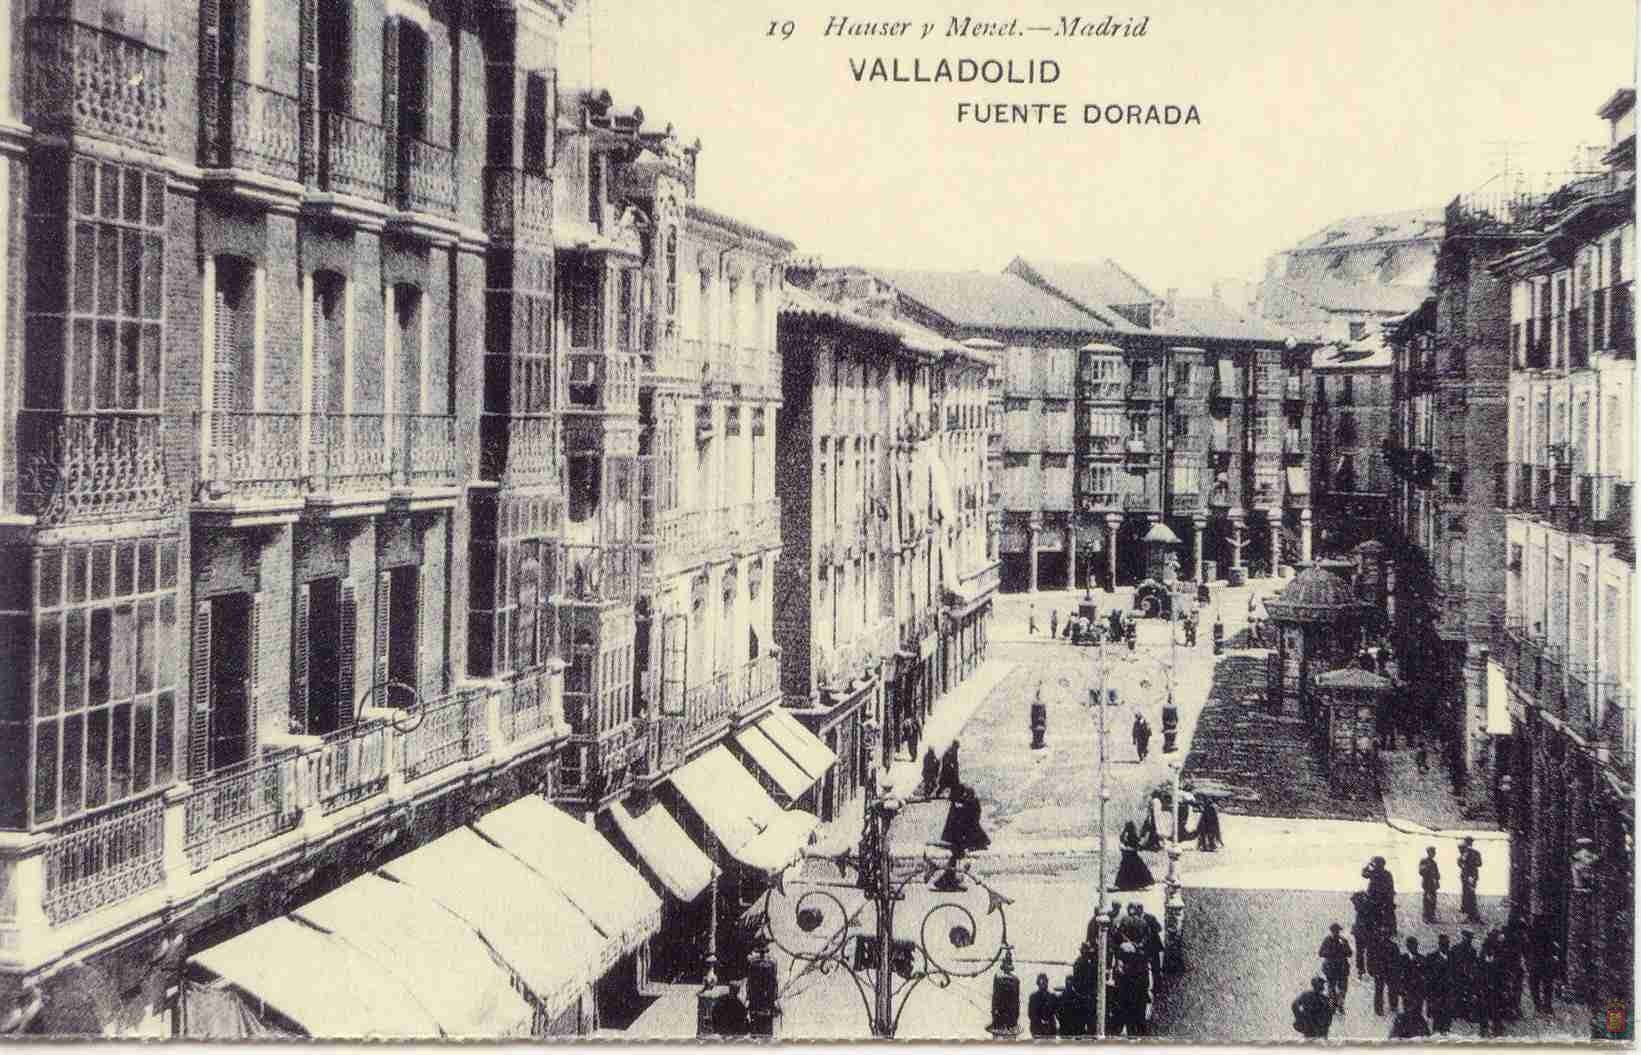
1075, 625, 1115, 1038
754, 792, 1011, 1038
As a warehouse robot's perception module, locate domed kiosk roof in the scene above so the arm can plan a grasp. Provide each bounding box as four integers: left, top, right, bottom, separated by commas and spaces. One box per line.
1264, 565, 1361, 623
1142, 522, 1182, 545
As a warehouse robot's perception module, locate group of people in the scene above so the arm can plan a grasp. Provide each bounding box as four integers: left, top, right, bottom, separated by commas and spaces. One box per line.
1027, 603, 1142, 651
1295, 839, 1557, 1039
1027, 903, 1165, 1037
919, 740, 962, 798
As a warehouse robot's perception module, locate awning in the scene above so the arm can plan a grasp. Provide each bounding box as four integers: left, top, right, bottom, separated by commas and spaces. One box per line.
1216, 358, 1235, 392
292, 873, 534, 1037
474, 797, 663, 964
1286, 466, 1310, 495
188, 917, 444, 1038
668, 746, 818, 873
607, 800, 717, 903
759, 707, 839, 779
735, 724, 818, 802
381, 827, 604, 1021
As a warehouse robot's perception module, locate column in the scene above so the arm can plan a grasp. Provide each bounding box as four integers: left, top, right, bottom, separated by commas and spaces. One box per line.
1067, 516, 1078, 591
1266, 509, 1283, 573
1228, 512, 1246, 572
1027, 516, 1042, 593
1104, 513, 1121, 591
1192, 514, 1207, 583
1299, 508, 1313, 563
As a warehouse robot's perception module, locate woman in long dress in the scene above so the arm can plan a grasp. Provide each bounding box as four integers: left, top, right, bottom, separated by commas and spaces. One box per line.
1196, 796, 1224, 852
1114, 821, 1156, 890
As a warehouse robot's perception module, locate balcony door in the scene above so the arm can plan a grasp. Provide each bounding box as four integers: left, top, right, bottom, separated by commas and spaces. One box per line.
192, 591, 258, 777
395, 22, 429, 144
317, 2, 352, 113
294, 577, 357, 735
375, 565, 421, 702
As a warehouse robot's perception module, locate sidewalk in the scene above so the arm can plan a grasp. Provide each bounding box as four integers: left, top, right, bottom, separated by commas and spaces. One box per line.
1381, 744, 1503, 834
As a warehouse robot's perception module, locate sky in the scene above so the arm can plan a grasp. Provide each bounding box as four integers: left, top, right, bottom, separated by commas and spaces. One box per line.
560, 1, 1637, 297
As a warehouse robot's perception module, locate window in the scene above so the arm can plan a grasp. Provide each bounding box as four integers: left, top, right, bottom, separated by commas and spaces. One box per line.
1449, 470, 1464, 498
565, 270, 600, 350
292, 576, 357, 736
29, 540, 180, 826
395, 21, 429, 144
522, 72, 550, 173
316, 1, 352, 112
568, 454, 601, 524
618, 270, 635, 351
210, 256, 257, 448
376, 565, 421, 695
665, 228, 678, 319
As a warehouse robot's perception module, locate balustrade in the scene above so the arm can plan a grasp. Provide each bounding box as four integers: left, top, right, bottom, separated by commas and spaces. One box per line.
18, 410, 171, 524
398, 689, 490, 782
317, 110, 386, 200
395, 135, 456, 216
183, 753, 304, 873
310, 723, 391, 815
200, 78, 301, 180
399, 413, 462, 487
200, 411, 307, 500
200, 411, 460, 501
28, 17, 169, 149
500, 667, 560, 744
483, 167, 552, 243
312, 412, 392, 491
40, 797, 166, 927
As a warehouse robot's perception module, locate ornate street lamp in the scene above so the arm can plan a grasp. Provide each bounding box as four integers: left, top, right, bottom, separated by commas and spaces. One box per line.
753, 793, 1012, 1039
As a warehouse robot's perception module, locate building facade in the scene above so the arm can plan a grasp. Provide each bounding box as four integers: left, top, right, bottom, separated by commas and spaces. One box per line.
0, 0, 825, 1035
1490, 87, 1634, 1032
1310, 335, 1396, 555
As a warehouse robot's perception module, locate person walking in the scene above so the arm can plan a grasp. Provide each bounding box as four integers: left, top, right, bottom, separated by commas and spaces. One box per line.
1363, 856, 1397, 935
1028, 602, 1038, 636
921, 747, 940, 797
938, 740, 961, 798
1195, 795, 1223, 852
1458, 836, 1484, 923
1528, 911, 1561, 1014
1426, 934, 1454, 1034
1114, 824, 1156, 890
903, 716, 919, 762
1367, 926, 1399, 1017
1132, 713, 1151, 762
1050, 608, 1059, 640
1477, 930, 1507, 1038
1350, 889, 1373, 979
1291, 977, 1334, 1039
1028, 973, 1058, 1037
1419, 846, 1441, 923
1318, 924, 1353, 1013
1113, 940, 1151, 1036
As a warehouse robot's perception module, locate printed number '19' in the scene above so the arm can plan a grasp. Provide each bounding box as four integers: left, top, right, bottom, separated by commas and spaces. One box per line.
768, 19, 795, 39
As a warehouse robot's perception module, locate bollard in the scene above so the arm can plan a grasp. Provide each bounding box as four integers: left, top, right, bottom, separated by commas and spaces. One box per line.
988, 949, 1021, 1037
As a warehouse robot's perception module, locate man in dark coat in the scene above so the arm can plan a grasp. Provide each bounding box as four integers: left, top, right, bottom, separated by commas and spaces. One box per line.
1113, 940, 1151, 1036
1050, 608, 1059, 640
1398, 936, 1426, 1020
1028, 973, 1058, 1037
1363, 856, 1397, 935
1528, 911, 1561, 1014
1318, 924, 1352, 1012
938, 741, 960, 798
903, 716, 920, 762
1388, 1003, 1431, 1040
1502, 910, 1527, 1020
1132, 713, 1151, 762
1458, 836, 1483, 923
1426, 933, 1454, 1034
1141, 906, 1164, 981
1450, 929, 1479, 1023
1292, 976, 1334, 1039
1367, 927, 1399, 1016
1055, 973, 1083, 1038
921, 747, 940, 796
1419, 846, 1441, 923
1477, 929, 1507, 1038
1350, 889, 1374, 979
1109, 607, 1125, 642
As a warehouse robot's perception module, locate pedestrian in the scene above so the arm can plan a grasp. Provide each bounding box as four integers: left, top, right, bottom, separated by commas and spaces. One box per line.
1029, 602, 1038, 635
1349, 889, 1373, 978
938, 740, 960, 798
1366, 856, 1397, 935
921, 747, 940, 797
1113, 940, 1151, 1036
1291, 976, 1334, 1039
1125, 618, 1138, 651
1055, 973, 1083, 1038
1195, 795, 1223, 852
1415, 739, 1429, 773
1502, 910, 1527, 1020
1028, 973, 1058, 1037
1528, 911, 1561, 1014
1427, 934, 1455, 1035
1318, 924, 1352, 1013
1458, 836, 1483, 923
1419, 845, 1441, 923
1477, 930, 1507, 1038
1450, 929, 1479, 1023
1108, 607, 1124, 642
1050, 608, 1059, 639
1069, 943, 1100, 1035
1132, 713, 1151, 762
1141, 904, 1164, 982
1367, 926, 1398, 1017
903, 716, 919, 761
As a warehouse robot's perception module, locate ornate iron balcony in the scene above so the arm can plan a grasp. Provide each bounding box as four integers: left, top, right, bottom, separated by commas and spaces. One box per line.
395, 134, 456, 216
18, 410, 172, 524
199, 78, 300, 180
316, 109, 386, 199
27, 18, 168, 149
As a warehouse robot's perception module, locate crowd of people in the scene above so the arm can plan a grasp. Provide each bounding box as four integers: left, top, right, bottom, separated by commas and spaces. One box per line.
1294, 841, 1563, 1040
1027, 902, 1167, 1037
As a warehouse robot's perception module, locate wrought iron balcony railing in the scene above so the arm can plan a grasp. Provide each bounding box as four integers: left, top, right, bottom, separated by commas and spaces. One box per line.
197, 411, 461, 501
41, 797, 165, 927
484, 166, 552, 243
316, 109, 386, 199
394, 134, 456, 216
200, 78, 301, 180
183, 752, 306, 873
399, 688, 491, 782
17, 410, 172, 524
565, 352, 638, 411
27, 17, 169, 150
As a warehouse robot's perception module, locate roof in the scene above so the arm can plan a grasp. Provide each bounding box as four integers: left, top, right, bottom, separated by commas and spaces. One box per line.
1155, 296, 1296, 342
684, 200, 796, 250
868, 268, 1113, 333
1312, 331, 1393, 371
1264, 565, 1362, 623
1006, 256, 1155, 330
1277, 277, 1431, 315
1314, 666, 1394, 692
1289, 208, 1445, 252
780, 285, 983, 362
1142, 522, 1182, 545
1598, 87, 1636, 120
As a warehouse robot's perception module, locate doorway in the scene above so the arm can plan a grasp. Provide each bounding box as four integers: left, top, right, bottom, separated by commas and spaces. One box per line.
206, 592, 254, 771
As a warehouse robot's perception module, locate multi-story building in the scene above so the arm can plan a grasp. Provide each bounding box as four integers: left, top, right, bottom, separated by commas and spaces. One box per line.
0, 0, 825, 1034
773, 281, 996, 821
1489, 87, 1633, 1030
1256, 208, 1443, 344
1310, 334, 1396, 554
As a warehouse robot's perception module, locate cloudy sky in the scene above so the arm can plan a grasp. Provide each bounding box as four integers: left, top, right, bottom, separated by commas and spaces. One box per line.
561, 1, 1636, 297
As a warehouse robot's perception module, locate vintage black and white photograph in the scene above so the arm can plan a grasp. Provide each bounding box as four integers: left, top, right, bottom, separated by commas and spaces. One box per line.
0, 0, 1634, 1043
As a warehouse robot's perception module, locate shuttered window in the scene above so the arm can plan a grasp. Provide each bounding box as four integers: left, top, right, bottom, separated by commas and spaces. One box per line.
291, 577, 357, 735
376, 566, 421, 704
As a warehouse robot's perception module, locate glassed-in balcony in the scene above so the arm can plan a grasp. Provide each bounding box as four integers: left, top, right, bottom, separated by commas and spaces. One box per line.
559, 543, 638, 605
16, 410, 171, 524
27, 17, 168, 150
199, 78, 300, 181
316, 109, 386, 200
564, 352, 638, 412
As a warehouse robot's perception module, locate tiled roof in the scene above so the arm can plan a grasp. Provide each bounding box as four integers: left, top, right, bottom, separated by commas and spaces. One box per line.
1289, 208, 1445, 252
1312, 332, 1393, 371
780, 286, 975, 360
1007, 256, 1157, 327
1155, 297, 1295, 343
868, 269, 1112, 333
1278, 278, 1430, 315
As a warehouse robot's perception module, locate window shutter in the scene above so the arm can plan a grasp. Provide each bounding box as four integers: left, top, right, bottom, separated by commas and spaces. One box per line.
212, 267, 237, 452
191, 600, 213, 779
381, 18, 400, 201
310, 283, 327, 416
338, 580, 358, 722
199, 0, 223, 158
248, 591, 263, 758
291, 583, 310, 734
419, 560, 433, 698
374, 570, 391, 692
